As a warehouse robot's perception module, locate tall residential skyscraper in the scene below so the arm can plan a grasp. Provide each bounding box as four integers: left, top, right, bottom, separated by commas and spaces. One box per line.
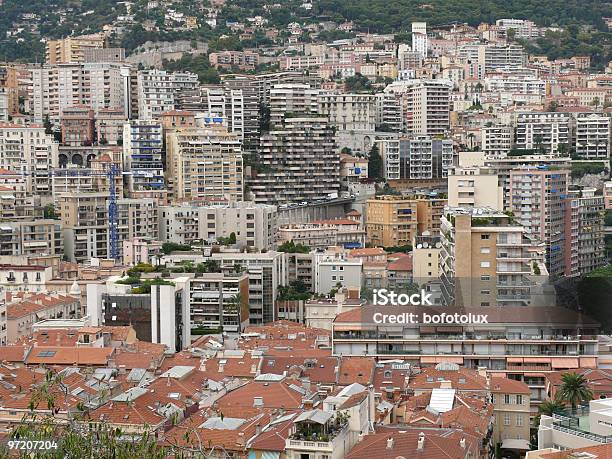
440, 207, 545, 307
122, 120, 166, 199
250, 117, 340, 204
509, 168, 569, 278
412, 22, 428, 58
407, 80, 451, 136
165, 124, 244, 202
136, 70, 199, 120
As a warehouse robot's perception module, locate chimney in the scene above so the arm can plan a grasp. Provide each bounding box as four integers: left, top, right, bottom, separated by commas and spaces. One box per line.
255, 423, 261, 436
440, 380, 452, 389
302, 378, 311, 393
477, 366, 487, 378
303, 399, 314, 409
417, 432, 425, 451
460, 438, 466, 449
386, 437, 394, 449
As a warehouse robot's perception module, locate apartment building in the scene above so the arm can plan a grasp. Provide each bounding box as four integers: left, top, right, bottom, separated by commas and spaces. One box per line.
251, 117, 340, 204
0, 220, 63, 257
317, 93, 376, 132
189, 272, 249, 333
136, 70, 199, 120
484, 155, 571, 212
6, 293, 80, 343
0, 89, 8, 121
459, 43, 526, 71
398, 136, 453, 179
59, 193, 158, 263
332, 305, 599, 399
269, 83, 319, 126
96, 108, 127, 145
412, 234, 440, 282
196, 87, 245, 141
515, 112, 571, 155
366, 195, 446, 248
407, 80, 451, 136
209, 51, 259, 70
313, 248, 362, 295
412, 22, 428, 58
278, 219, 366, 250
574, 113, 610, 159
495, 19, 542, 39
45, 34, 105, 64
509, 168, 569, 278
448, 166, 504, 210
0, 123, 58, 196
376, 138, 401, 180
159, 201, 277, 249
122, 120, 166, 198
439, 207, 546, 307
88, 275, 190, 352
210, 250, 286, 324
605, 181, 612, 209
482, 125, 513, 156
0, 169, 36, 220
491, 378, 532, 448
0, 264, 54, 293
165, 125, 243, 202
60, 105, 95, 146
564, 188, 606, 277
30, 63, 128, 124
375, 92, 403, 132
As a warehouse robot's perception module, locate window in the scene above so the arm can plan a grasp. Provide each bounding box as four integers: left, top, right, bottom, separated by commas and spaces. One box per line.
504, 394, 511, 404
481, 234, 490, 240
480, 247, 491, 254
480, 261, 491, 268
504, 413, 511, 426
332, 276, 336, 281
516, 415, 523, 427
491, 394, 496, 404
481, 275, 490, 281
516, 395, 523, 405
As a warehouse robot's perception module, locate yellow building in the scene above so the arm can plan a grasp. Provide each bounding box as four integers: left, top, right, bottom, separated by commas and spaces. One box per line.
46, 34, 105, 64
366, 195, 446, 247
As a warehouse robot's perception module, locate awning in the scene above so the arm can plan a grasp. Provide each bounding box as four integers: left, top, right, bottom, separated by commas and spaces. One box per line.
507, 357, 523, 363
523, 357, 551, 364
420, 326, 437, 334
579, 357, 597, 368
334, 326, 360, 331
501, 439, 530, 450
523, 372, 546, 377
552, 357, 579, 369
420, 356, 464, 364
436, 326, 463, 333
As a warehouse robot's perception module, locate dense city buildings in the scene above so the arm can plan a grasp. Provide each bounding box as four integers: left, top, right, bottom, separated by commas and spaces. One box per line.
0, 5, 610, 457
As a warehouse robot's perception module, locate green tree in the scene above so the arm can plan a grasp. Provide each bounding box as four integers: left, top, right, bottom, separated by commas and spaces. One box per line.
278, 240, 311, 253
558, 372, 594, 414
367, 144, 383, 181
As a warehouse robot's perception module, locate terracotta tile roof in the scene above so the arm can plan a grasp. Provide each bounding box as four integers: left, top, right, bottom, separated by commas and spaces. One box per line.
26, 346, 114, 366
490, 377, 530, 394
249, 415, 294, 452
346, 429, 479, 459
17, 330, 80, 347
216, 379, 305, 412
337, 357, 375, 386
349, 247, 386, 257
86, 400, 165, 427
261, 356, 338, 384
201, 355, 260, 379
408, 367, 487, 392
0, 346, 28, 363
387, 253, 413, 271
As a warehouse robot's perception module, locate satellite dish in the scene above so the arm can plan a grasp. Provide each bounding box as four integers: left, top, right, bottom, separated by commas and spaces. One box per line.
417, 244, 423, 249
423, 242, 429, 248
435, 242, 442, 248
